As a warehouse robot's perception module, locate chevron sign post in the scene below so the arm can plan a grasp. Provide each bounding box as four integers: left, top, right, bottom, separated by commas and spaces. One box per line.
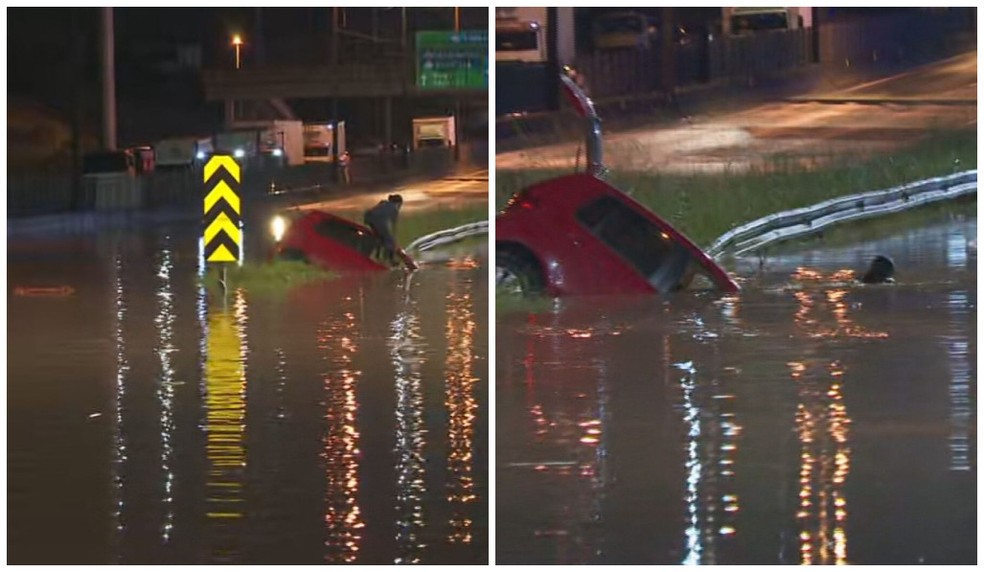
203, 156, 242, 264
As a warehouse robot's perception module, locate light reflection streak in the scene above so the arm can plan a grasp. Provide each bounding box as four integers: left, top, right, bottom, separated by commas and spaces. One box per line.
791, 285, 853, 565
522, 319, 608, 563
792, 268, 889, 339
274, 347, 288, 421
155, 238, 177, 542
390, 277, 428, 563
111, 250, 129, 562
204, 289, 249, 562
676, 360, 703, 566
445, 282, 478, 544
944, 290, 972, 471
319, 297, 364, 563
676, 314, 742, 565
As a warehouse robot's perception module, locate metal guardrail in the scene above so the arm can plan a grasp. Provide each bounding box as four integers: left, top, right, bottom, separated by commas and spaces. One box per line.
406, 220, 488, 253
707, 169, 977, 259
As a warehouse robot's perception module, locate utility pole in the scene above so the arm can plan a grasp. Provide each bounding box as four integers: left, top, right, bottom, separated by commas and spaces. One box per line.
70, 10, 85, 211
102, 7, 117, 151
453, 7, 462, 163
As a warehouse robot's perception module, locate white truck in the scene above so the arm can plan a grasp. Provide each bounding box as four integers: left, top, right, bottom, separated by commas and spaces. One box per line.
302, 122, 347, 163
723, 8, 810, 35
154, 136, 213, 169
495, 7, 547, 62
495, 7, 575, 65
412, 116, 456, 149
220, 119, 306, 166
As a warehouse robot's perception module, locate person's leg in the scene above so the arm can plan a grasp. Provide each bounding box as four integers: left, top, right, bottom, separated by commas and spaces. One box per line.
366, 220, 385, 260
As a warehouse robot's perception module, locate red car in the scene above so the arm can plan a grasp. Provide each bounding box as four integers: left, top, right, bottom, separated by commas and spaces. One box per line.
497, 173, 739, 296
275, 210, 400, 272
496, 73, 739, 297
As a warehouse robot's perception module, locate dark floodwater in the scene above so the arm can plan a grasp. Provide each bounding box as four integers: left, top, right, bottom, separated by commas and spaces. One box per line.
497, 212, 976, 565
8, 225, 488, 564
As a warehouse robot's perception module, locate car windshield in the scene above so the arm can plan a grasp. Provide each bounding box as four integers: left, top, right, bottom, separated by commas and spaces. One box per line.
313, 218, 379, 258
576, 195, 708, 294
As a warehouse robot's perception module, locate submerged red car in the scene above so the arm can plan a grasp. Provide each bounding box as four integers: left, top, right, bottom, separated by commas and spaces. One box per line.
275, 210, 415, 272
496, 73, 739, 297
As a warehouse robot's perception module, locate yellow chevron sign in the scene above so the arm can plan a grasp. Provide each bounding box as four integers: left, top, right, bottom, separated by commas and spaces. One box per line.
203, 155, 242, 263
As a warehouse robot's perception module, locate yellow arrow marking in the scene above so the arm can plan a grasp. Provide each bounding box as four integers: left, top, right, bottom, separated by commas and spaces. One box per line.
204, 179, 241, 215
207, 244, 238, 263
204, 155, 240, 183
205, 212, 241, 245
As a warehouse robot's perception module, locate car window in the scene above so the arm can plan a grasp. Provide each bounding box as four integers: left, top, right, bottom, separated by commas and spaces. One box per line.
313, 218, 378, 257
576, 195, 705, 294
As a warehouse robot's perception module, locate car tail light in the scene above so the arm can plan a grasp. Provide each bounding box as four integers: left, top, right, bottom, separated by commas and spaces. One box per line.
505, 191, 538, 212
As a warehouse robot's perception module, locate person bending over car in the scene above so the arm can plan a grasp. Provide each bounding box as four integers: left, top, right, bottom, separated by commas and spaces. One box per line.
363, 194, 404, 265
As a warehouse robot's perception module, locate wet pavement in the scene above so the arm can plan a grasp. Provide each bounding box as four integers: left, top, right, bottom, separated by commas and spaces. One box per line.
495, 51, 976, 174
8, 223, 488, 564
291, 169, 490, 214
496, 211, 976, 564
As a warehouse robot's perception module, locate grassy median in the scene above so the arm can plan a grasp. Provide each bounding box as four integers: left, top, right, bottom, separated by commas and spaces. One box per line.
200, 259, 335, 297
202, 202, 490, 297
495, 129, 976, 311
496, 130, 976, 248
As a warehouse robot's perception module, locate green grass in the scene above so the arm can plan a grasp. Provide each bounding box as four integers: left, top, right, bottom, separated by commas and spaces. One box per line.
495, 129, 976, 313
200, 205, 489, 298
495, 287, 555, 315
395, 204, 489, 246
497, 130, 976, 248
199, 259, 335, 297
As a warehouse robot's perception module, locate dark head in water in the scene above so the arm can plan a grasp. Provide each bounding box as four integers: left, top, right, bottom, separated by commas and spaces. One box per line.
861, 255, 895, 284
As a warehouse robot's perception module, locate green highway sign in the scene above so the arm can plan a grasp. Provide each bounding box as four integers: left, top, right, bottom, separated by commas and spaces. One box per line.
416, 30, 488, 90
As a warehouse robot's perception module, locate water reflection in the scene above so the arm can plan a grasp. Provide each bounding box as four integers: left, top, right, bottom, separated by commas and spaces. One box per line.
944, 226, 973, 473
390, 275, 428, 563
112, 249, 129, 563
445, 277, 479, 545
204, 289, 249, 562
10, 226, 487, 564
675, 313, 742, 566
498, 215, 975, 564
319, 294, 364, 563
945, 289, 972, 472
790, 272, 855, 565
155, 237, 177, 543
508, 314, 609, 563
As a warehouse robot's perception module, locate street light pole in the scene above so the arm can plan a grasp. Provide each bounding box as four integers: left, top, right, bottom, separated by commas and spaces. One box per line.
232, 34, 244, 69
102, 7, 117, 151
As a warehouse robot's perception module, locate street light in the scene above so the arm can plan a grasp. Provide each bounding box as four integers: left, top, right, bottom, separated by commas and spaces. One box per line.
232, 34, 244, 69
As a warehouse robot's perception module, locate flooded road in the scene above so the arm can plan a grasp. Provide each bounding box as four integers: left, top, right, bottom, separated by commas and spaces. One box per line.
8, 224, 488, 564
496, 211, 975, 564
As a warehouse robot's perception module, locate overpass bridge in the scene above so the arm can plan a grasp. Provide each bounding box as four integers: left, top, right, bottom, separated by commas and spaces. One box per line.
201, 43, 488, 152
